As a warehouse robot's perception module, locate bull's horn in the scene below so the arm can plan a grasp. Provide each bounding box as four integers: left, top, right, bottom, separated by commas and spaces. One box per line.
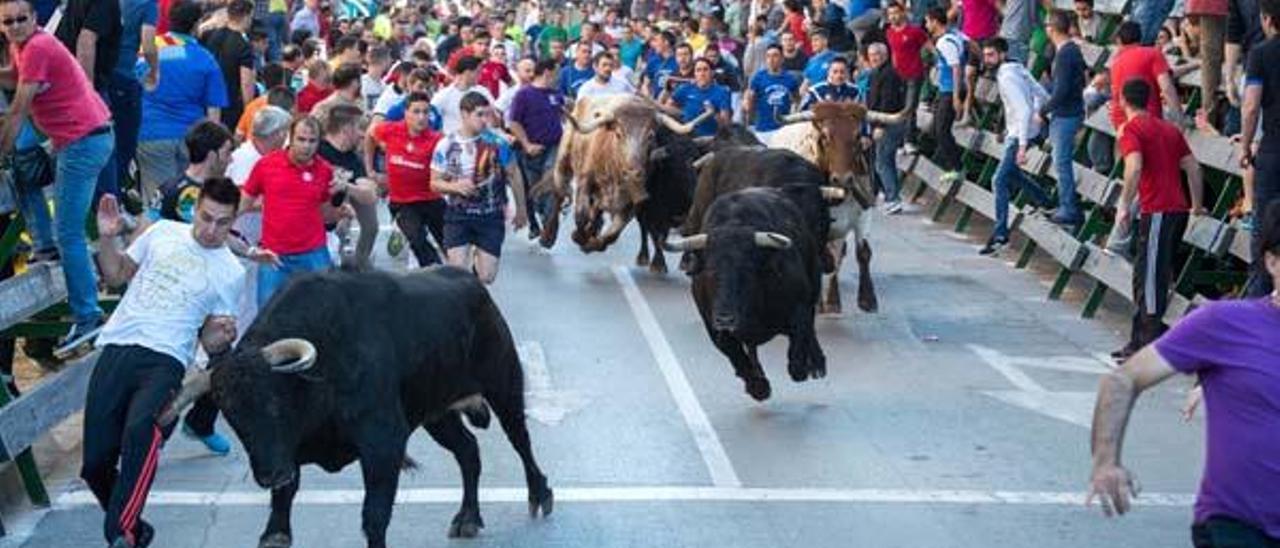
691, 152, 715, 169
158, 369, 212, 426
754, 232, 793, 249
263, 338, 318, 373
781, 111, 815, 124
866, 109, 909, 126
819, 186, 847, 201
656, 107, 714, 135
663, 233, 708, 252
565, 110, 614, 134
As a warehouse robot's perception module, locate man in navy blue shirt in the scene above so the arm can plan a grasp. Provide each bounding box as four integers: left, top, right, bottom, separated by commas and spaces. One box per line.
641, 30, 678, 97
1040, 11, 1088, 228
745, 43, 800, 139
802, 56, 859, 109
669, 58, 733, 137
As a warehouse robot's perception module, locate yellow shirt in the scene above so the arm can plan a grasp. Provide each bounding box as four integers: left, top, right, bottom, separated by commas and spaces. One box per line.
269, 0, 287, 13
686, 33, 708, 54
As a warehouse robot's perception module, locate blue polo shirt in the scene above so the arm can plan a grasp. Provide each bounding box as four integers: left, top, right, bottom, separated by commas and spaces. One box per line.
672, 82, 732, 137
644, 52, 678, 96
558, 63, 595, 98
139, 33, 228, 142
385, 99, 444, 132
803, 50, 837, 85
749, 69, 799, 132
115, 0, 157, 82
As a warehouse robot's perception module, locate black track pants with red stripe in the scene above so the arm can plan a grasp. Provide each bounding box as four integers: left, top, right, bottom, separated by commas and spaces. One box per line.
80, 344, 183, 546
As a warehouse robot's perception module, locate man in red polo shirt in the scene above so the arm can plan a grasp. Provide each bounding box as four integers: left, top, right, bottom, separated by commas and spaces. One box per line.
884, 1, 929, 110
366, 91, 446, 267
242, 116, 371, 305
1110, 79, 1206, 361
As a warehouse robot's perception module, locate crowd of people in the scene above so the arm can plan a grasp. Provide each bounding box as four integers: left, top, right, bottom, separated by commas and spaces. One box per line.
0, 0, 1276, 546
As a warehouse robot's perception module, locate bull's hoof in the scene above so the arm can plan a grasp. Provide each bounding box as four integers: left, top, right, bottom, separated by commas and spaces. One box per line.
571, 229, 588, 246
529, 486, 554, 518
744, 377, 772, 401
818, 302, 843, 316
787, 360, 809, 382
636, 252, 650, 267
258, 532, 292, 548
539, 229, 558, 249
448, 509, 485, 538
857, 293, 879, 313
648, 257, 668, 275
808, 353, 828, 380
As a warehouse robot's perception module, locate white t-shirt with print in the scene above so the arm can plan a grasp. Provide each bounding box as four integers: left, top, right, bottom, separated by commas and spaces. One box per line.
431, 84, 495, 135
97, 220, 246, 367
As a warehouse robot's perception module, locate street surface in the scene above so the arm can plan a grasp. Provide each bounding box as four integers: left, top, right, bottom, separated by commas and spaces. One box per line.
9, 209, 1205, 547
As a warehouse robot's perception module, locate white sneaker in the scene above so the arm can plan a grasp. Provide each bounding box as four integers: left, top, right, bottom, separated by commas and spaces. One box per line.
884, 201, 904, 215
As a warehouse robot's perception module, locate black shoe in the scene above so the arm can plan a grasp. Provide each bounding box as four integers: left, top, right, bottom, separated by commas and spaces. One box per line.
108, 521, 154, 548
979, 236, 1009, 256
28, 247, 60, 264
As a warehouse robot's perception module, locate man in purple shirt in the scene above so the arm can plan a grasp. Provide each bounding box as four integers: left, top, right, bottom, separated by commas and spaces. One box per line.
1088, 201, 1280, 546
507, 58, 565, 243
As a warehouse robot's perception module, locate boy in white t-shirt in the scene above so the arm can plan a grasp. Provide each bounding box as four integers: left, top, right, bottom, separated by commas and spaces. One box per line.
80, 178, 246, 548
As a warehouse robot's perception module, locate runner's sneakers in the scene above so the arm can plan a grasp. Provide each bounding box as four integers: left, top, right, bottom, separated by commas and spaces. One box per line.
54, 318, 104, 359
183, 423, 232, 456
979, 236, 1009, 256
883, 200, 904, 215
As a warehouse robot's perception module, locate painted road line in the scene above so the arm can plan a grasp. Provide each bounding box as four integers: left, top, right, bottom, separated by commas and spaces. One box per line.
54, 486, 1195, 508
968, 344, 1045, 392
970, 345, 1098, 428
517, 340, 589, 426
613, 266, 742, 488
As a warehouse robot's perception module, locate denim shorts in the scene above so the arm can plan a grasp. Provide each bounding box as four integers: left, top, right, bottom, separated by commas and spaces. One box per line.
444, 217, 506, 258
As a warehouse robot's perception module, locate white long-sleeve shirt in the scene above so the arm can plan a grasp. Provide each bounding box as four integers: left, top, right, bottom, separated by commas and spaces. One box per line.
996, 61, 1050, 147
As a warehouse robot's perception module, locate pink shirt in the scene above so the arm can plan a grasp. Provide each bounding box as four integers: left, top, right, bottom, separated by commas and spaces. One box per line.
961, 0, 999, 41
13, 31, 110, 150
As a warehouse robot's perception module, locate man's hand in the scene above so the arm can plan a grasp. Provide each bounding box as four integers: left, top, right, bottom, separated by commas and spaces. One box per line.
337, 203, 356, 219
1240, 144, 1254, 169
952, 95, 963, 114
512, 209, 528, 230
1015, 146, 1028, 166
199, 315, 238, 355
97, 194, 127, 238
525, 142, 545, 156
454, 180, 478, 197
1115, 204, 1132, 230
247, 246, 283, 268
1086, 463, 1139, 517
1227, 84, 1240, 107
1181, 385, 1203, 422
144, 68, 159, 92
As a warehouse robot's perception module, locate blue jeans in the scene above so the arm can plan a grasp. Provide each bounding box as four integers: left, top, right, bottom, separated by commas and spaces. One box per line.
265, 11, 288, 63
57, 130, 114, 324
1134, 0, 1176, 45
93, 89, 120, 202
257, 245, 332, 306
519, 144, 559, 231
874, 123, 907, 202
1048, 115, 1084, 224
993, 140, 1051, 240
110, 74, 142, 196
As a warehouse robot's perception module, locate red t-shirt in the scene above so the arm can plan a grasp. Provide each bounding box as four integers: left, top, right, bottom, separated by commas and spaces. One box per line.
786, 12, 811, 55
242, 150, 334, 254
886, 24, 930, 81
961, 0, 999, 40
13, 31, 110, 150
1108, 46, 1170, 129
297, 82, 333, 114
373, 121, 442, 204
478, 60, 511, 98
158, 0, 174, 35
1118, 114, 1191, 214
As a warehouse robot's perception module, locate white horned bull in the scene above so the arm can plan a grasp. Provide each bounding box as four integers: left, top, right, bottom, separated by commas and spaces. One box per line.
539, 94, 712, 252
768, 101, 907, 314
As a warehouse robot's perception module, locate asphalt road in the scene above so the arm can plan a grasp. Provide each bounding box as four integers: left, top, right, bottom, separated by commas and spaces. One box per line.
10, 207, 1206, 547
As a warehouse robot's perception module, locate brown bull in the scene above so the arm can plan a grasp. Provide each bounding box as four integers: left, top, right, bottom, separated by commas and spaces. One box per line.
538, 94, 712, 252
770, 102, 907, 315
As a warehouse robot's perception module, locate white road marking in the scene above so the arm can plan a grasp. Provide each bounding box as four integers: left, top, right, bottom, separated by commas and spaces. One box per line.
969, 345, 1101, 428
51, 486, 1194, 508
613, 266, 742, 488
517, 341, 590, 426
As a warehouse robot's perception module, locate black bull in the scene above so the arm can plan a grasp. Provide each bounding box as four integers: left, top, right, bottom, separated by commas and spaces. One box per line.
666, 156, 833, 401
161, 267, 553, 548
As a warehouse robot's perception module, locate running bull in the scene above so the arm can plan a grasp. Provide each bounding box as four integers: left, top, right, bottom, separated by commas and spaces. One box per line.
538, 94, 713, 252
160, 267, 553, 548
666, 185, 831, 401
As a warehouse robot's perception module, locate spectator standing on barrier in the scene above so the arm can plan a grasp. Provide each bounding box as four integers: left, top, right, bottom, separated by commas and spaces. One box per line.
925, 8, 965, 183
744, 43, 800, 142
508, 59, 565, 241
1087, 200, 1280, 547
241, 116, 348, 306
431, 91, 527, 284
1040, 11, 1088, 230
1186, 0, 1229, 126
368, 91, 447, 268
81, 179, 244, 548
0, 0, 117, 352
137, 1, 228, 211
1225, 0, 1264, 132
1109, 79, 1206, 361
669, 57, 733, 137
997, 0, 1037, 64
1240, 0, 1280, 298
866, 42, 908, 214
801, 55, 859, 109
199, 0, 255, 131
884, 2, 928, 111
980, 38, 1053, 256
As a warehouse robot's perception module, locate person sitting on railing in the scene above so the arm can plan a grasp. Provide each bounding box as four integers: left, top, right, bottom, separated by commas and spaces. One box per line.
1086, 200, 1280, 547
1107, 78, 1206, 362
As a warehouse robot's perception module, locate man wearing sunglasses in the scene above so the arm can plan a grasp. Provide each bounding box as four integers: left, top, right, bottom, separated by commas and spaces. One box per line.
0, 0, 117, 355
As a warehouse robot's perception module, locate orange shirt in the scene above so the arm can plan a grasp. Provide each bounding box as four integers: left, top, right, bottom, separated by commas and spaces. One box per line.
236, 95, 269, 138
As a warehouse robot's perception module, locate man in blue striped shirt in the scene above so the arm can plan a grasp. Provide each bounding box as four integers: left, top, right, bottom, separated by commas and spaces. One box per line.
801, 56, 859, 109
